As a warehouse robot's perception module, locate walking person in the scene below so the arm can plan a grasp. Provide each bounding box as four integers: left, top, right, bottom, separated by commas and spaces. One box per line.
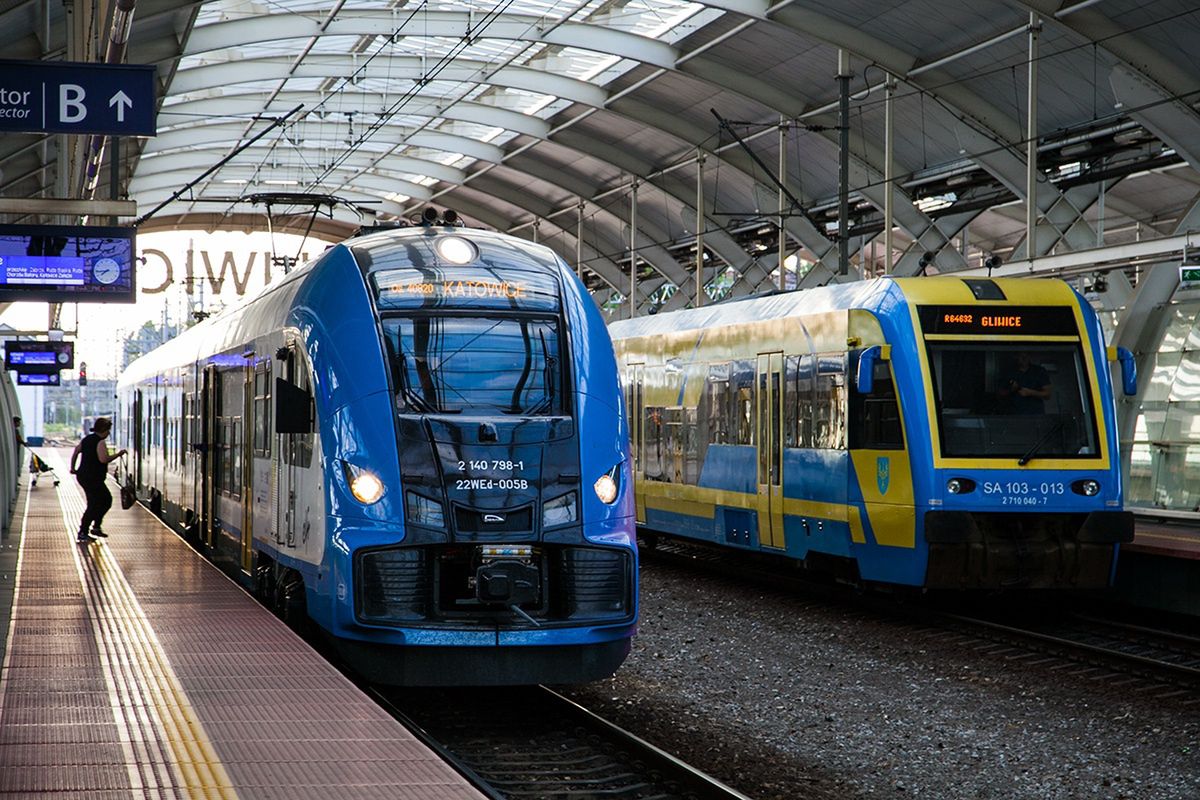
70, 418, 126, 543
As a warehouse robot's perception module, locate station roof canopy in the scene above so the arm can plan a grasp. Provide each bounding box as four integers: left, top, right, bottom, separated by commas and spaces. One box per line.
2, 0, 1199, 304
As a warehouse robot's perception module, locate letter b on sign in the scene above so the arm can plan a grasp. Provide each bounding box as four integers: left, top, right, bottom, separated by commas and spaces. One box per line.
59, 84, 87, 123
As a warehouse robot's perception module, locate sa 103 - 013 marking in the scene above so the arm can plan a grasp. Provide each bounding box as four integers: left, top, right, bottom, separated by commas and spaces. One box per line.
981, 481, 1067, 505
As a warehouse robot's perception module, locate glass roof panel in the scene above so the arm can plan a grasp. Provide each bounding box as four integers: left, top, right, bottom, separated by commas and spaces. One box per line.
164, 0, 726, 220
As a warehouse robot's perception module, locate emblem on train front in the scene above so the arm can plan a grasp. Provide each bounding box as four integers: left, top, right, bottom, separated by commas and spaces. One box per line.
876, 457, 890, 495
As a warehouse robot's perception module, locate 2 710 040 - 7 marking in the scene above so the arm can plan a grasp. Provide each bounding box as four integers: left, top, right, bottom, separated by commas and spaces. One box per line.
981, 481, 1066, 505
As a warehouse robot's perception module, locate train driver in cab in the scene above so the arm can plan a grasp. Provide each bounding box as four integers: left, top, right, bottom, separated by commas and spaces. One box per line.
998, 351, 1052, 414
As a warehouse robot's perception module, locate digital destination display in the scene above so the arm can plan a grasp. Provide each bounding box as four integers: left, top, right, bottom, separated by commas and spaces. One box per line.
917, 306, 1078, 336
0, 223, 136, 303
4, 340, 74, 373
372, 267, 560, 311
17, 372, 61, 386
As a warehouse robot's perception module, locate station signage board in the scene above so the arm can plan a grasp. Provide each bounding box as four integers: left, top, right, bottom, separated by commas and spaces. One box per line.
4, 340, 74, 373
0, 59, 155, 136
1181, 266, 1200, 289
17, 372, 61, 386
0, 224, 136, 303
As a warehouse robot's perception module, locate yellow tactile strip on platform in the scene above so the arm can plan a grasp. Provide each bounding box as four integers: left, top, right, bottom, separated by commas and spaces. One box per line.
60, 492, 237, 798
1, 451, 484, 799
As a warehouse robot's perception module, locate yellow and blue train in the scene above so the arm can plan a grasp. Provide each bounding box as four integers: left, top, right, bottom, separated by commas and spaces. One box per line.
116, 219, 637, 684
609, 277, 1136, 589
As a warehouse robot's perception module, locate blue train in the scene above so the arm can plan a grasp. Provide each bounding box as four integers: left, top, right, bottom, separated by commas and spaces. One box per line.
609, 276, 1137, 589
116, 216, 637, 684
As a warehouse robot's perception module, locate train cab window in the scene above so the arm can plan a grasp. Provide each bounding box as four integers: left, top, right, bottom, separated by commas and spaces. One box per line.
926, 342, 1099, 458
849, 355, 904, 450
382, 316, 563, 416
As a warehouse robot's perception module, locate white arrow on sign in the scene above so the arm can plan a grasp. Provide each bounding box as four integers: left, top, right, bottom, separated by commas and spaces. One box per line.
109, 90, 133, 122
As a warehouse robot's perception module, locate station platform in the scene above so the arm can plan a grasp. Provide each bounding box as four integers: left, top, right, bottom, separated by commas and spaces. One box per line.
1113, 512, 1200, 617
0, 449, 483, 799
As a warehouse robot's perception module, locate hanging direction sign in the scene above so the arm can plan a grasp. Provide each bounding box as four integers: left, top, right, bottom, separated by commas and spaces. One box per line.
0, 59, 156, 136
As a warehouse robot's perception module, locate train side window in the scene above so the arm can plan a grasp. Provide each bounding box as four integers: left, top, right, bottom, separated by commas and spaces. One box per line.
705, 362, 730, 445
253, 361, 272, 457
643, 406, 664, 481
784, 355, 815, 448
815, 354, 846, 450
849, 354, 904, 450
731, 359, 755, 446
180, 393, 190, 468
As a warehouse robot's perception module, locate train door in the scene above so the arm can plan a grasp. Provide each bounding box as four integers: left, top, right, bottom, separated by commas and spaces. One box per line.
756, 353, 785, 549
275, 345, 313, 549
201, 364, 219, 548
627, 363, 645, 524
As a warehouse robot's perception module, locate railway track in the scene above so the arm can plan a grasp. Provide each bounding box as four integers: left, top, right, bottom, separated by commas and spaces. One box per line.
936, 607, 1200, 688
371, 684, 753, 800
640, 534, 1200, 692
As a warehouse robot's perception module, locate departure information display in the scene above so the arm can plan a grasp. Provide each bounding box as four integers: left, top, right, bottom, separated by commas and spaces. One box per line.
917, 305, 1078, 336
0, 224, 135, 303
4, 340, 74, 373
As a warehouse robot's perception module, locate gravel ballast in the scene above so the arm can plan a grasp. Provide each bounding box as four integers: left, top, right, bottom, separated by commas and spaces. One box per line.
562, 561, 1200, 799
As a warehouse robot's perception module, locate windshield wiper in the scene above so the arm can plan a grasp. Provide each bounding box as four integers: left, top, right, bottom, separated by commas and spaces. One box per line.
1017, 417, 1065, 466
396, 354, 439, 414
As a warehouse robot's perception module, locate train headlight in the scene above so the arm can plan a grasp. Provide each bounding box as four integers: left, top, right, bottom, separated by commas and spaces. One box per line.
543, 492, 578, 528
1072, 479, 1101, 496
435, 236, 477, 265
343, 461, 384, 504
593, 464, 621, 505
946, 478, 976, 495
406, 492, 445, 528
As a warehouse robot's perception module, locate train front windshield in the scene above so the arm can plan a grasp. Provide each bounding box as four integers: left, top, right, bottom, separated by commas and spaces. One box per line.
382, 316, 562, 415
925, 342, 1099, 459
368, 256, 567, 417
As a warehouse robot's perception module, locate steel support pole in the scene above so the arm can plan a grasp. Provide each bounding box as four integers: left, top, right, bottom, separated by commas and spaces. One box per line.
884, 77, 895, 274
778, 118, 787, 291
630, 180, 639, 319
576, 200, 584, 279
1026, 13, 1040, 251
696, 150, 705, 306
838, 50, 851, 276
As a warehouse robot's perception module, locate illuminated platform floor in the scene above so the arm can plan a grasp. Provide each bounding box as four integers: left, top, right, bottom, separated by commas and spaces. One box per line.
0, 450, 483, 799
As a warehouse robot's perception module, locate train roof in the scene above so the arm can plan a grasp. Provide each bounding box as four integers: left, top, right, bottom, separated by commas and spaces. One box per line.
607, 276, 1081, 341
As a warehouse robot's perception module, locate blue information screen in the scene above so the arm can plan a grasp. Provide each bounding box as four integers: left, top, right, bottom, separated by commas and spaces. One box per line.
0, 224, 135, 303
4, 340, 74, 373
17, 372, 61, 386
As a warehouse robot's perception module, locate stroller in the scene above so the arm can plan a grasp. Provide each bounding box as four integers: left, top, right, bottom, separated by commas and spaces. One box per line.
29, 452, 61, 487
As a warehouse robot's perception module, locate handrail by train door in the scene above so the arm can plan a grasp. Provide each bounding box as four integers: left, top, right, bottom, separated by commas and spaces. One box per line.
628, 363, 645, 524
756, 353, 785, 549
241, 364, 254, 574
133, 389, 143, 488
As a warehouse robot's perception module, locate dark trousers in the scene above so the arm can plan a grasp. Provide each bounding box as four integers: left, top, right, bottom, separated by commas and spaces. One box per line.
79, 480, 112, 534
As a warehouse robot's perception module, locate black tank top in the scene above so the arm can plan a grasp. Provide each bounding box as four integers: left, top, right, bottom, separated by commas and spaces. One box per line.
76, 433, 106, 486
